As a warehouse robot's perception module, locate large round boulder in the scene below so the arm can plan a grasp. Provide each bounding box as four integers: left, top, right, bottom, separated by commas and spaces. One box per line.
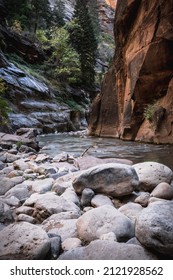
73, 163, 139, 197
58, 240, 158, 260
133, 162, 173, 192
0, 222, 50, 259
77, 205, 134, 242
135, 201, 173, 257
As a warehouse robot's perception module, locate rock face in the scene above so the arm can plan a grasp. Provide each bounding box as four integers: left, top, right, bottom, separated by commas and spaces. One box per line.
89, 0, 173, 144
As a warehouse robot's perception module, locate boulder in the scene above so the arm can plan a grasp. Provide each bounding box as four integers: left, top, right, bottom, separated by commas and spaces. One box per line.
80, 188, 95, 207
43, 219, 78, 242
73, 163, 139, 197
5, 181, 32, 202
151, 182, 173, 200
74, 155, 132, 170
118, 202, 143, 224
24, 192, 80, 222
0, 177, 17, 195
91, 194, 114, 207
59, 240, 158, 260
0, 222, 50, 259
0, 200, 14, 224
77, 205, 134, 242
134, 192, 150, 207
32, 178, 54, 194
133, 162, 173, 192
135, 201, 173, 257
60, 188, 80, 206
62, 238, 82, 251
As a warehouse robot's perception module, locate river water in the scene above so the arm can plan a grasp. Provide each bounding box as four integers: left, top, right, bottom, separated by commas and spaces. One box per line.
38, 133, 173, 170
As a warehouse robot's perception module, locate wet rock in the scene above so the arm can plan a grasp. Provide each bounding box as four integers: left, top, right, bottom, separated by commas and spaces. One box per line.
73, 163, 139, 197
151, 182, 173, 200
118, 203, 143, 224
133, 162, 173, 192
62, 238, 82, 251
0, 222, 50, 259
32, 178, 54, 194
81, 188, 95, 207
136, 201, 173, 257
91, 194, 114, 207
58, 240, 158, 260
77, 205, 134, 242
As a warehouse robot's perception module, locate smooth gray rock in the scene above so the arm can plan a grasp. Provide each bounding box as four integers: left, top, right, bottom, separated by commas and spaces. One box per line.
0, 200, 14, 224
43, 219, 78, 242
32, 178, 54, 194
5, 181, 32, 202
17, 214, 36, 224
133, 162, 173, 192
77, 205, 134, 242
136, 201, 173, 257
151, 182, 173, 200
91, 194, 114, 208
0, 222, 50, 259
62, 238, 82, 251
73, 163, 139, 197
60, 188, 80, 206
81, 188, 95, 207
134, 192, 150, 207
118, 202, 143, 224
58, 240, 158, 260
0, 177, 16, 195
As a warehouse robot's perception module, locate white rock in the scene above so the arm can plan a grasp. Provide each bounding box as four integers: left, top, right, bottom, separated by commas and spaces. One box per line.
0, 222, 50, 259
77, 205, 134, 242
133, 162, 173, 192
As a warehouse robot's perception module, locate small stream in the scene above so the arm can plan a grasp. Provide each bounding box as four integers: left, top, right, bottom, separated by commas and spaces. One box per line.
38, 132, 173, 170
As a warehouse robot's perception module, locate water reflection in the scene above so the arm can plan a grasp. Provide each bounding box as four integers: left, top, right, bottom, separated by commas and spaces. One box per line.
38, 133, 173, 170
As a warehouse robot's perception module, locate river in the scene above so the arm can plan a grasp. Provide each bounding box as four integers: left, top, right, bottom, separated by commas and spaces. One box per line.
38, 132, 173, 170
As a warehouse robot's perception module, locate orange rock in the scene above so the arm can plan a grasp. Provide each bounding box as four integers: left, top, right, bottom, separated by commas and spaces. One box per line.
89, 0, 173, 144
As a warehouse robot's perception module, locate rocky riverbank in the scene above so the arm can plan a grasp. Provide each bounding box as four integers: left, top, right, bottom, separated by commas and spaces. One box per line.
0, 136, 173, 259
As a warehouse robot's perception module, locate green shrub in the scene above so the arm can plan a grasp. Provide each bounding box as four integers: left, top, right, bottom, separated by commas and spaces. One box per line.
0, 79, 10, 125
143, 103, 158, 121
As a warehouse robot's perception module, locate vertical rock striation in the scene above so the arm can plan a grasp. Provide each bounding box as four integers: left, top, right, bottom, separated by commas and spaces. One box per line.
89, 0, 173, 144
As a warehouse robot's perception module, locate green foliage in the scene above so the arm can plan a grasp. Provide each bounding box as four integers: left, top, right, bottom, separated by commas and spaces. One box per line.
51, 0, 65, 28
67, 0, 98, 89
143, 103, 158, 122
48, 27, 81, 84
0, 79, 10, 125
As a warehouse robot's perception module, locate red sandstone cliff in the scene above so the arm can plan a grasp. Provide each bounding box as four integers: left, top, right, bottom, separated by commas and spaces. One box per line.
89, 0, 173, 144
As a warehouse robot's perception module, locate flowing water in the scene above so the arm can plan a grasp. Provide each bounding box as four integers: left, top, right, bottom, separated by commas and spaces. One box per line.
38, 132, 173, 170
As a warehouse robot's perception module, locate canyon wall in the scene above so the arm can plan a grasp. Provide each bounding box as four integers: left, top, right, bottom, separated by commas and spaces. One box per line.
89, 0, 173, 144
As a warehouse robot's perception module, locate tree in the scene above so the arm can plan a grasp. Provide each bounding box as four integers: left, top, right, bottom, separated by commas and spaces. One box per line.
51, 0, 65, 28
48, 27, 81, 84
87, 0, 101, 40
67, 0, 98, 89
